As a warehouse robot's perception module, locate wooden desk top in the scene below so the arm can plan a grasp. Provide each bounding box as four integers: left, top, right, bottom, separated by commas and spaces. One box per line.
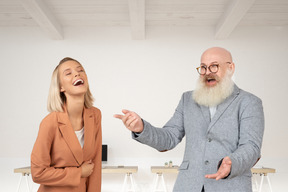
14, 167, 31, 175
14, 166, 275, 176
151, 166, 276, 175
102, 166, 138, 174
251, 167, 276, 176
151, 166, 179, 173
14, 166, 138, 175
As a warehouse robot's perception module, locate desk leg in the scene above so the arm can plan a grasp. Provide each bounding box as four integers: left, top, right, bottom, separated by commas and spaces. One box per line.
252, 174, 258, 191
16, 174, 32, 192
121, 174, 128, 192
122, 173, 136, 192
25, 173, 31, 192
152, 173, 159, 192
160, 174, 167, 192
16, 175, 23, 192
266, 175, 273, 192
129, 173, 136, 192
152, 173, 167, 192
259, 174, 264, 192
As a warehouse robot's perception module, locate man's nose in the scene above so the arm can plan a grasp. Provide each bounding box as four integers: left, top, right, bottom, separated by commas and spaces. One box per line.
205, 69, 212, 75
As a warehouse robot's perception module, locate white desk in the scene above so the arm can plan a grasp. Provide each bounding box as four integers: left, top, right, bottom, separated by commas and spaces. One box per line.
14, 166, 138, 192
102, 166, 138, 192
150, 166, 276, 192
151, 166, 179, 192
251, 167, 276, 192
14, 167, 33, 192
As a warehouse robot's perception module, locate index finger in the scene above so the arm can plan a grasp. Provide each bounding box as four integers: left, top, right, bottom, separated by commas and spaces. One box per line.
113, 109, 132, 120
113, 114, 124, 120
205, 173, 218, 179
122, 109, 131, 114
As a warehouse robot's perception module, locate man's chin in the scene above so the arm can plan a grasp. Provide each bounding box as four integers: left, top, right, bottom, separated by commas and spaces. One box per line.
193, 78, 234, 107
205, 82, 218, 87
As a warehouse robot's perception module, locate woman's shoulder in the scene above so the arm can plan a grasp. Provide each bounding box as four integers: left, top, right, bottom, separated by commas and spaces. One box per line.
89, 106, 102, 115
38, 112, 59, 137
41, 111, 58, 122
39, 111, 59, 129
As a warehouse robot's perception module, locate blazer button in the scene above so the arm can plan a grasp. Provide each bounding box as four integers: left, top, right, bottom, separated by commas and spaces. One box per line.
205, 160, 209, 165
208, 138, 212, 142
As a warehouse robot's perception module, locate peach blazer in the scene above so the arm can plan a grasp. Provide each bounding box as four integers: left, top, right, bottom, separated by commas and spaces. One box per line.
31, 106, 102, 192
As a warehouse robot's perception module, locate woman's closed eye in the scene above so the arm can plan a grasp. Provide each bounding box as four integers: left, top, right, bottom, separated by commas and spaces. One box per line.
77, 67, 85, 73
65, 72, 72, 76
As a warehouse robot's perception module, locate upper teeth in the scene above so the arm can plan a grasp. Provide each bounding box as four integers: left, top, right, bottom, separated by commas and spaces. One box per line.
73, 79, 83, 85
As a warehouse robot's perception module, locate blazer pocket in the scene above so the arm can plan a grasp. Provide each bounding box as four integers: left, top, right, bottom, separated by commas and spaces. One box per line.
179, 161, 189, 170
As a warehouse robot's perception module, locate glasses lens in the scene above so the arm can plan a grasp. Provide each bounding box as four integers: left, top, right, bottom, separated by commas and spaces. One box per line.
209, 65, 218, 73
200, 66, 207, 74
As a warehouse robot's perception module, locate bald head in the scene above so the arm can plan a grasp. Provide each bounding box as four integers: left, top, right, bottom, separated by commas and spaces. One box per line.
198, 47, 235, 87
201, 47, 233, 64
194, 47, 235, 106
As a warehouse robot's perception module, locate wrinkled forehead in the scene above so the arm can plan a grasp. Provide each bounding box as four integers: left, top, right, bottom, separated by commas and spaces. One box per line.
201, 48, 232, 64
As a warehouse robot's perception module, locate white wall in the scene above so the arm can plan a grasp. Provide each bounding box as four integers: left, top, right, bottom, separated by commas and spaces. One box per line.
0, 25, 288, 191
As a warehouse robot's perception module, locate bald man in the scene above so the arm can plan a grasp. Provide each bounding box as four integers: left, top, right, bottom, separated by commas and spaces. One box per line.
114, 47, 265, 192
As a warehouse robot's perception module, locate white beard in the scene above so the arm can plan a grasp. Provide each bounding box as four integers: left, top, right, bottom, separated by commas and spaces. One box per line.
193, 71, 234, 107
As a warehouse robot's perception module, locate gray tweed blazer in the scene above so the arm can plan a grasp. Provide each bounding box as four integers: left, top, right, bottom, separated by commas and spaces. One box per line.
133, 84, 264, 192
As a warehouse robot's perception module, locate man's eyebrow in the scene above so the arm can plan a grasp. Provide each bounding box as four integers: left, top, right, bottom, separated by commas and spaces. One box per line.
201, 61, 219, 65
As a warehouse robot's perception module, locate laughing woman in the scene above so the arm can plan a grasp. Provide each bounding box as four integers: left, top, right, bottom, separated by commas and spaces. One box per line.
31, 57, 102, 192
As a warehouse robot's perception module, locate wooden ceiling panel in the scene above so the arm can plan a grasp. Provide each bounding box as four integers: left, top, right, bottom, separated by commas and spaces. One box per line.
0, 0, 287, 39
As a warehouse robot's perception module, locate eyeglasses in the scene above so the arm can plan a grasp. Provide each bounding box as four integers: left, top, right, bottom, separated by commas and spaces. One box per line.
196, 62, 231, 75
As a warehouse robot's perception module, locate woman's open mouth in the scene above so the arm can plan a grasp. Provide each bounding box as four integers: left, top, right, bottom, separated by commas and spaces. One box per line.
73, 79, 84, 86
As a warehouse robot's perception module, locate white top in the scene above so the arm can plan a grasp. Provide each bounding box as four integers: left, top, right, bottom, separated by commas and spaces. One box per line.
209, 106, 217, 120
75, 127, 84, 148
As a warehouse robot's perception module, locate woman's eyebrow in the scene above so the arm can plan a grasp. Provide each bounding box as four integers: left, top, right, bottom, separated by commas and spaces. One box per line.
63, 68, 71, 74
76, 65, 83, 69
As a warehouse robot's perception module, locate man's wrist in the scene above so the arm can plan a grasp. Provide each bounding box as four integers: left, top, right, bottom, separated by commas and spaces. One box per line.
217, 158, 231, 179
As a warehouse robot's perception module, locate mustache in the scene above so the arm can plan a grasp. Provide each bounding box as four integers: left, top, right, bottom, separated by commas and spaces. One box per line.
202, 74, 220, 81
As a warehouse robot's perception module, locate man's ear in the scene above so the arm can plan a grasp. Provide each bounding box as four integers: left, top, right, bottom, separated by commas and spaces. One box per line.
229, 62, 235, 74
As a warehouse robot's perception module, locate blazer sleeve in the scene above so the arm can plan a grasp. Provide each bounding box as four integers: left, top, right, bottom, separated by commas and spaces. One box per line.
31, 113, 82, 187
87, 109, 102, 192
133, 93, 186, 151
228, 95, 265, 178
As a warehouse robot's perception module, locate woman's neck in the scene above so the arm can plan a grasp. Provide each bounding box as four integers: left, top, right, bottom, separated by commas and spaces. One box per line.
66, 96, 85, 130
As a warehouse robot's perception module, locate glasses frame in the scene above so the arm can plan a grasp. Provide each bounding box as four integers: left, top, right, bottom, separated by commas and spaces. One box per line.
196, 62, 231, 75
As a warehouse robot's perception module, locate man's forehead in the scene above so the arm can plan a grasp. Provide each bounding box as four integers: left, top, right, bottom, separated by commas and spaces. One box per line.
201, 48, 232, 62
201, 53, 231, 64
201, 54, 225, 63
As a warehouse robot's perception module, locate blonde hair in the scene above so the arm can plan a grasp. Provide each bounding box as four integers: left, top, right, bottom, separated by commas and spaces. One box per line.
47, 57, 94, 112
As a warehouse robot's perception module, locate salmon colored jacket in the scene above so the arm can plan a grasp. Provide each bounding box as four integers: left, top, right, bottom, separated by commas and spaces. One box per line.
31, 106, 102, 192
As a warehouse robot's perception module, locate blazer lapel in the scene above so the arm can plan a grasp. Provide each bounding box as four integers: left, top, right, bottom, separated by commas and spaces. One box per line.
82, 107, 95, 158
57, 108, 83, 165
207, 84, 240, 133
200, 105, 211, 127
